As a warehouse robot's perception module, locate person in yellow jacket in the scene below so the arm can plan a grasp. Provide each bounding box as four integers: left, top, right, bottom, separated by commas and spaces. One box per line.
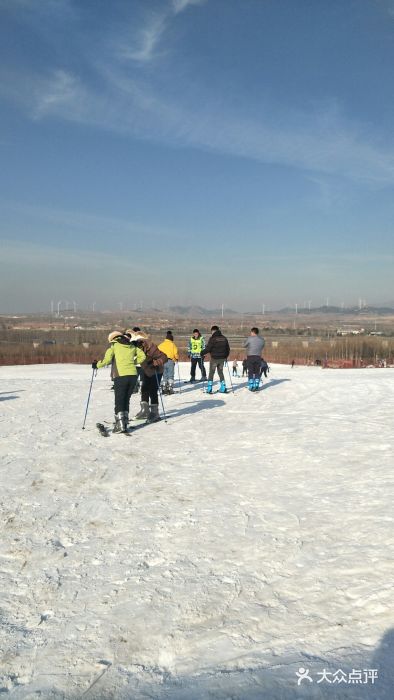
92, 331, 146, 433
158, 330, 179, 395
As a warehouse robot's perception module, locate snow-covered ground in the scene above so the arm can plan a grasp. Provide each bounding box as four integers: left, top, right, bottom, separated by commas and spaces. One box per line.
1, 362, 394, 699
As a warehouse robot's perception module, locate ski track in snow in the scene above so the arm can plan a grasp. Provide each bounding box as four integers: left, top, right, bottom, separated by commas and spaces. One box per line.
0, 363, 394, 698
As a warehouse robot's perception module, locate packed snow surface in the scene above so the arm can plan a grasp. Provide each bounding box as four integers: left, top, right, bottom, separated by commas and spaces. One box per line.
1, 362, 394, 699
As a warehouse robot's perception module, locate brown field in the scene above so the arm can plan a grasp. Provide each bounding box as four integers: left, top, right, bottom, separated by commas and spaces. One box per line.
1, 310, 394, 368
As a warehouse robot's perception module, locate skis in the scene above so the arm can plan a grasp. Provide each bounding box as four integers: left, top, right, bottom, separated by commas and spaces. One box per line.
96, 418, 164, 436
204, 390, 228, 395
96, 422, 110, 437
96, 422, 131, 437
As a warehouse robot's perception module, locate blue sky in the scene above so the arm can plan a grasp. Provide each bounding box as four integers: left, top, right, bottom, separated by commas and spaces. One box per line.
1, 0, 394, 313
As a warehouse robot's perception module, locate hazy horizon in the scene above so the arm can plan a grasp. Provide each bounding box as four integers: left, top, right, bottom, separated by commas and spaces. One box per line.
1, 1, 394, 312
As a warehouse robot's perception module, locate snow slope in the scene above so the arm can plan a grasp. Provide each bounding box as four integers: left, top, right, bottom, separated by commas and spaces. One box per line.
0, 363, 394, 699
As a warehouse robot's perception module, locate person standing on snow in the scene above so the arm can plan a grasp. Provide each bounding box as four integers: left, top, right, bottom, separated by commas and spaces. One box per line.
92, 331, 146, 433
159, 330, 179, 395
244, 327, 265, 391
188, 329, 207, 382
201, 325, 230, 394
128, 331, 168, 422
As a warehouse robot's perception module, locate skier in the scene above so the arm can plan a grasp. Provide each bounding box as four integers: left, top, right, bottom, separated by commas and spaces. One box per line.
201, 325, 230, 394
159, 330, 179, 395
244, 327, 265, 391
242, 358, 248, 377
128, 331, 168, 422
232, 359, 238, 377
92, 331, 146, 433
188, 329, 207, 382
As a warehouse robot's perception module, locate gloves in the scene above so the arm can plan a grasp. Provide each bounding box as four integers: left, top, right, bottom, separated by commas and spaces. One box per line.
91, 360, 98, 369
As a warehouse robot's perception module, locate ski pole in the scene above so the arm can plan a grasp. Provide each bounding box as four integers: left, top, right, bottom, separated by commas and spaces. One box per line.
176, 361, 182, 394
155, 371, 168, 422
82, 368, 96, 429
201, 357, 207, 393
225, 361, 234, 393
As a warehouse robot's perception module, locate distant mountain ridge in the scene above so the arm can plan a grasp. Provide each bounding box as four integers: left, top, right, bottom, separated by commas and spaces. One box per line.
169, 305, 239, 317
278, 305, 394, 315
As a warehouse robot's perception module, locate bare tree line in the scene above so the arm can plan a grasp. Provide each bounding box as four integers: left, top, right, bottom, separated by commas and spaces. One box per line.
0, 329, 393, 368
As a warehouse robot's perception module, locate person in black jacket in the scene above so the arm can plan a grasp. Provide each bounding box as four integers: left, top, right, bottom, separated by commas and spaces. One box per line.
201, 325, 230, 394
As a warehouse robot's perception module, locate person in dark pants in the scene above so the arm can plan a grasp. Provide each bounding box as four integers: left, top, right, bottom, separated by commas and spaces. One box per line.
188, 329, 207, 382
128, 332, 168, 422
243, 327, 265, 391
242, 358, 248, 377
201, 325, 230, 394
92, 331, 146, 432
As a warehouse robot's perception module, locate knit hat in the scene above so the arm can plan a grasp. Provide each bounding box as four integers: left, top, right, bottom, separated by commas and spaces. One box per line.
166, 330, 174, 341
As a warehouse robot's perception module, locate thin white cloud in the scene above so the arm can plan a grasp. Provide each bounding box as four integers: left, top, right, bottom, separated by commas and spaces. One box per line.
376, 0, 394, 18
172, 0, 206, 15
0, 239, 143, 271
33, 69, 81, 118
119, 13, 168, 63
117, 0, 206, 64
3, 55, 394, 187
0, 200, 188, 243
5, 63, 394, 186
2, 0, 394, 188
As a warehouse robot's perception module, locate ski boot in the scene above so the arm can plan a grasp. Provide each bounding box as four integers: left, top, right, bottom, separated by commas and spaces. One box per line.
254, 378, 260, 391
113, 412, 123, 433
121, 411, 129, 432
147, 404, 161, 423
162, 382, 169, 395
167, 380, 175, 395
114, 411, 129, 433
248, 378, 255, 391
206, 380, 213, 394
135, 401, 149, 419
219, 380, 227, 393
